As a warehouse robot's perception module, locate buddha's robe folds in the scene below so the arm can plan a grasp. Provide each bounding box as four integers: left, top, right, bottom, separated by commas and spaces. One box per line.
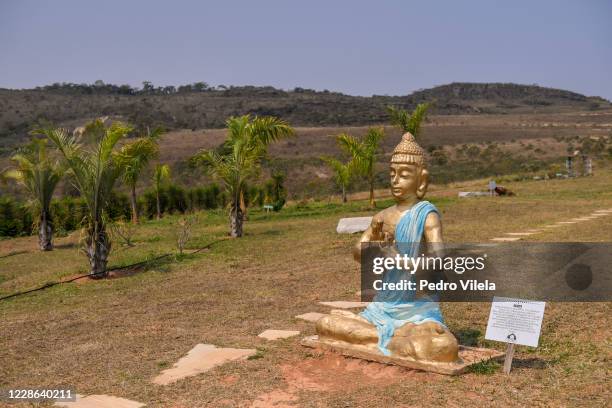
360, 200, 446, 355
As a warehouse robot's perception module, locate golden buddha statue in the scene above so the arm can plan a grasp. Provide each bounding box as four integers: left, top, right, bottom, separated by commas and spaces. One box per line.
316, 132, 459, 362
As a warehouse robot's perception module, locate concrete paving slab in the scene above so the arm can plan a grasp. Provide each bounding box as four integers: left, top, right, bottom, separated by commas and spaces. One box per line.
295, 312, 326, 323
336, 217, 372, 234
258, 329, 300, 340
55, 394, 144, 408
458, 191, 489, 198
318, 301, 370, 309
153, 344, 256, 385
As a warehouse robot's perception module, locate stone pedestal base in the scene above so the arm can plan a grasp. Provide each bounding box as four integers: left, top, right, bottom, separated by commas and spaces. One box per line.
301, 335, 505, 375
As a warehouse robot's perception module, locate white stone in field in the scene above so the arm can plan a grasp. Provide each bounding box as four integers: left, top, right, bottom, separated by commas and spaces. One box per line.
505, 232, 535, 236
458, 191, 489, 198
152, 344, 255, 385
258, 329, 300, 340
295, 312, 326, 323
319, 301, 370, 309
54, 394, 144, 408
336, 217, 372, 234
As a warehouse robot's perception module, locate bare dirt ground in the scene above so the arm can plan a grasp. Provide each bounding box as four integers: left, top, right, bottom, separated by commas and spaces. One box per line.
1, 170, 611, 407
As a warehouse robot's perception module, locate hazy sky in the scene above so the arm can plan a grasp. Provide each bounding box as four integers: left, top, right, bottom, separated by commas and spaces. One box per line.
1, 0, 610, 98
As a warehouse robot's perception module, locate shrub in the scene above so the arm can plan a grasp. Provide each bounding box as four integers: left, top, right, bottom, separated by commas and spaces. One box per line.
1, 183, 227, 237
0, 197, 31, 236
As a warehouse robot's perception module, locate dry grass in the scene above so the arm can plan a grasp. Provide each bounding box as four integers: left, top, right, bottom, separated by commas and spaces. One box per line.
1, 170, 611, 407
150, 110, 612, 197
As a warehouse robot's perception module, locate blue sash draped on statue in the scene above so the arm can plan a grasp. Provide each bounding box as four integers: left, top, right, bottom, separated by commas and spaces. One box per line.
360, 200, 446, 355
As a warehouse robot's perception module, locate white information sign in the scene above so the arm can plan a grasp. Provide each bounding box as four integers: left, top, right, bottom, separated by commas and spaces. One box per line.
485, 297, 546, 347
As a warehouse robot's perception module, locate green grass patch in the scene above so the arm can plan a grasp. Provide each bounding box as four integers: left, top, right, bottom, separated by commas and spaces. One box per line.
467, 359, 501, 375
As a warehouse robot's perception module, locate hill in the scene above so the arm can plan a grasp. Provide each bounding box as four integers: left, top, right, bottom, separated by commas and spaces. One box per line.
1, 82, 609, 154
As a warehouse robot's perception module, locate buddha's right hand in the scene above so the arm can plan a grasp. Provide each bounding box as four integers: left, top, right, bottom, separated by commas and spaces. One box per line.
371, 220, 393, 243
370, 220, 396, 259
370, 219, 385, 241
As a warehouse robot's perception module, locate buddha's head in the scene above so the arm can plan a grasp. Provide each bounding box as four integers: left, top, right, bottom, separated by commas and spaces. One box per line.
390, 132, 429, 201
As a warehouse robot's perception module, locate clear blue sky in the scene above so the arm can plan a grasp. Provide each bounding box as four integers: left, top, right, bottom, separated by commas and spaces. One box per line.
1, 0, 610, 99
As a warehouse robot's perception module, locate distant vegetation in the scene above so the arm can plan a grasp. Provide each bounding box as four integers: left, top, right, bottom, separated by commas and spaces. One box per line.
1, 81, 609, 154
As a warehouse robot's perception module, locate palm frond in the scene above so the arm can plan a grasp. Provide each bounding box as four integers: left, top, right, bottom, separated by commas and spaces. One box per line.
387, 105, 410, 133
249, 116, 294, 145
118, 136, 159, 186
153, 164, 171, 188
407, 103, 430, 138
5, 135, 64, 215
322, 156, 351, 187
387, 103, 430, 138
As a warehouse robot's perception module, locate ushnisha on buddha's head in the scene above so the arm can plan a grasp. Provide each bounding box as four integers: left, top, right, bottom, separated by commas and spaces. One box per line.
390, 132, 429, 201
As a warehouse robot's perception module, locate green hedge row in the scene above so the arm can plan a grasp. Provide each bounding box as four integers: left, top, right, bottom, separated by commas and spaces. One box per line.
0, 183, 227, 237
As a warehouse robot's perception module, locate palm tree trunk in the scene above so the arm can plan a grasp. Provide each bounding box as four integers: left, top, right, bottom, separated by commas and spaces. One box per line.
86, 221, 110, 278
156, 189, 162, 220
369, 174, 375, 208
342, 185, 347, 203
239, 190, 248, 221
130, 184, 138, 224
229, 200, 244, 238
38, 210, 53, 251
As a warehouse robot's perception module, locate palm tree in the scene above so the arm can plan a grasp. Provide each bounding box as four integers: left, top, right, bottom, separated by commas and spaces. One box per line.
193, 115, 293, 237
40, 119, 132, 278
152, 164, 171, 219
118, 127, 163, 224
387, 103, 430, 140
337, 127, 385, 208
322, 157, 352, 203
3, 138, 63, 250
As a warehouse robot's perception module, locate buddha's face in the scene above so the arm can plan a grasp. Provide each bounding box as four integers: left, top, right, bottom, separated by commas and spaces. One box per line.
390, 162, 428, 200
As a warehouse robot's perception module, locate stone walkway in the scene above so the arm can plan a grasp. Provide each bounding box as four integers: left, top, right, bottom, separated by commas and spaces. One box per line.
489, 208, 612, 242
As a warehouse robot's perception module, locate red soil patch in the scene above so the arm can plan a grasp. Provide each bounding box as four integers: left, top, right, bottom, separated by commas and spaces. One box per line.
251, 351, 439, 407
